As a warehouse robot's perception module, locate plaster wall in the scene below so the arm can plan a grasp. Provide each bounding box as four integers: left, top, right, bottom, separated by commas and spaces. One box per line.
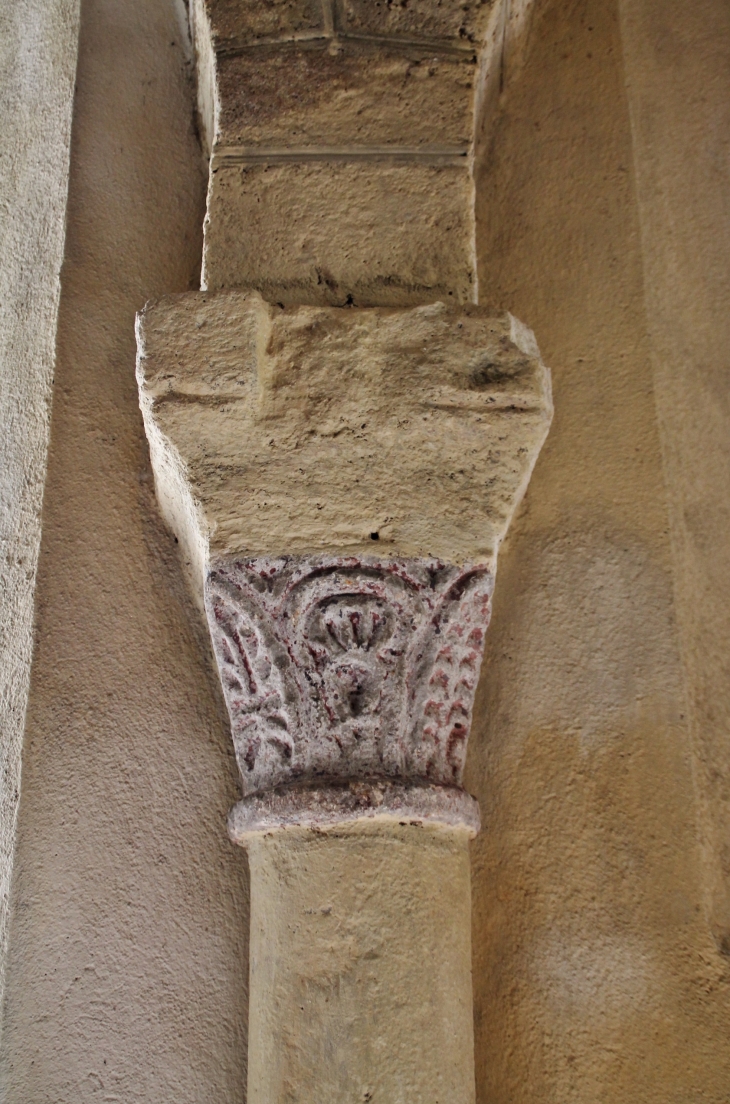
469, 0, 730, 1099
0, 0, 249, 1100
619, 0, 730, 957
0, 0, 79, 1012
1, 0, 730, 1101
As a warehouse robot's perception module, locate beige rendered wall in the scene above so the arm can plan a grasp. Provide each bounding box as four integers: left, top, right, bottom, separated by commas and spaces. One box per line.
2, 0, 730, 1101
619, 0, 730, 959
0, 0, 79, 1016
0, 0, 248, 1100
468, 0, 730, 1100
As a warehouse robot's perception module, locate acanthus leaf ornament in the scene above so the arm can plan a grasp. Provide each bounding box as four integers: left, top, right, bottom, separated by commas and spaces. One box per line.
205, 555, 493, 835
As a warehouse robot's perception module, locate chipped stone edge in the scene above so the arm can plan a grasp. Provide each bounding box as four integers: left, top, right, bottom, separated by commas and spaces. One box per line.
228, 780, 481, 840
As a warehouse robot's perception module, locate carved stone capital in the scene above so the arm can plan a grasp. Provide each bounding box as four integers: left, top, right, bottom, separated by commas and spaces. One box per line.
136, 292, 552, 839
206, 555, 491, 836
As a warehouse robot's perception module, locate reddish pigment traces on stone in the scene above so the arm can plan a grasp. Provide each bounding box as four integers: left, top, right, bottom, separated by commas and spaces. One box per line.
205, 553, 492, 827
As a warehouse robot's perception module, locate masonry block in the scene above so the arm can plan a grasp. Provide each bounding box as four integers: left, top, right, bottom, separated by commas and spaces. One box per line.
203, 161, 475, 304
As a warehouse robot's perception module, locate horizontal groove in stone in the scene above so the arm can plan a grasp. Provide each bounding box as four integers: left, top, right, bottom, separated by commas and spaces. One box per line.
215, 30, 477, 61
211, 146, 470, 168
215, 32, 329, 58
339, 31, 477, 58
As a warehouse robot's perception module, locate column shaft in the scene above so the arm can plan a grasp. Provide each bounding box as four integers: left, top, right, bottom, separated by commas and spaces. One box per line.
247, 823, 475, 1104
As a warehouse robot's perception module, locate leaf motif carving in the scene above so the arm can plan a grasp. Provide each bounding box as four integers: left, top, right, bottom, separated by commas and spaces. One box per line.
205, 556, 493, 796
206, 578, 300, 795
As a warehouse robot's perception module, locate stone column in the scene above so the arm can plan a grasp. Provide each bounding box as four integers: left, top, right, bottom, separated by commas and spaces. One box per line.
136, 2, 552, 1100
246, 824, 474, 1104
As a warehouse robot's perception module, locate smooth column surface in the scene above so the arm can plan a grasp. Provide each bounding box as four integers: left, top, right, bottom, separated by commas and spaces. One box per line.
246, 822, 475, 1104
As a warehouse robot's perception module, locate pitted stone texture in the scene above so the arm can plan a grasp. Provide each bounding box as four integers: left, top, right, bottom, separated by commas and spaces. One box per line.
337, 0, 495, 44
201, 0, 324, 47
206, 555, 492, 800
192, 0, 496, 303
136, 292, 552, 592
203, 160, 473, 304
216, 44, 477, 149
199, 0, 495, 49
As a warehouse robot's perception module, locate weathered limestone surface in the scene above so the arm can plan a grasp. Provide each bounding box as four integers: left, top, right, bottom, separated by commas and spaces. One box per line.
137, 290, 550, 835
202, 0, 492, 47
136, 1, 551, 1099
137, 291, 552, 583
215, 45, 476, 148
4, 1, 730, 1102
204, 161, 475, 304
247, 823, 475, 1104
205, 0, 323, 45
133, 1, 552, 1098
203, 0, 494, 47
192, 0, 499, 301
340, 0, 493, 42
